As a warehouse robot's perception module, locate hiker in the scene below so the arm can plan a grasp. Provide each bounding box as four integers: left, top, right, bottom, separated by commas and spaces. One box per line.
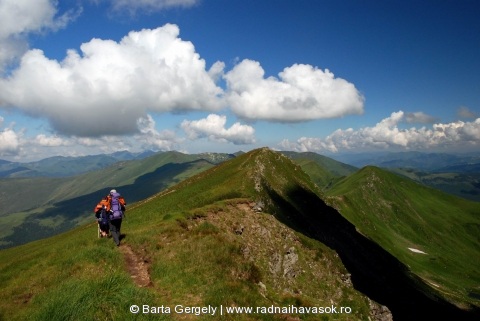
94, 189, 126, 246
107, 189, 126, 247
94, 196, 110, 237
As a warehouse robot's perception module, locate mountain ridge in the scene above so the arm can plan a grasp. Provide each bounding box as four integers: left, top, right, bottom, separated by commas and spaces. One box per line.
0, 148, 382, 320
0, 148, 478, 320
124, 148, 479, 319
326, 165, 480, 310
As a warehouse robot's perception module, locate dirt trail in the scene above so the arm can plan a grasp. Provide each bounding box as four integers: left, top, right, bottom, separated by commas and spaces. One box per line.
119, 244, 152, 287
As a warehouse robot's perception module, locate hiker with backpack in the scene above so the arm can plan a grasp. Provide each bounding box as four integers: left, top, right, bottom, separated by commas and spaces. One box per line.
108, 189, 126, 246
94, 189, 126, 246
94, 196, 110, 237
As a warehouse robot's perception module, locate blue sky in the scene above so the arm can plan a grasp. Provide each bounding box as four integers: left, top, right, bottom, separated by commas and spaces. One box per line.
0, 0, 479, 161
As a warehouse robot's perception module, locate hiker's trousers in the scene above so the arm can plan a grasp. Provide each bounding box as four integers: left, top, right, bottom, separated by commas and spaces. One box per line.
109, 219, 122, 246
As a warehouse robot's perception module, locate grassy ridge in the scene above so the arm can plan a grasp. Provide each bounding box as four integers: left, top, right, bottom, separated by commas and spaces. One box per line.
326, 166, 480, 308
0, 148, 374, 320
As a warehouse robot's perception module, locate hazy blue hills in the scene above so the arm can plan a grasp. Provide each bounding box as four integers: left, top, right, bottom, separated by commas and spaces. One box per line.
334, 151, 480, 171
0, 150, 157, 178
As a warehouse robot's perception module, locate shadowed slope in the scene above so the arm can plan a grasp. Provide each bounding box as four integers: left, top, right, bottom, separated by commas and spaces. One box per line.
326, 166, 480, 308
133, 148, 479, 320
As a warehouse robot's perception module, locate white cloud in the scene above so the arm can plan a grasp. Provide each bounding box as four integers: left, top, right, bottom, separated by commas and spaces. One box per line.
34, 134, 69, 147
31, 114, 181, 154
0, 24, 225, 137
434, 119, 480, 142
0, 117, 20, 156
0, 127, 20, 155
0, 112, 184, 161
181, 114, 255, 145
73, 136, 132, 154
224, 60, 364, 122
280, 111, 480, 153
208, 61, 225, 82
107, 0, 198, 14
135, 114, 181, 150
0, 0, 80, 72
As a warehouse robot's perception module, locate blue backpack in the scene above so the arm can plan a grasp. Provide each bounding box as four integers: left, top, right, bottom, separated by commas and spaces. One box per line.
99, 206, 109, 223
109, 192, 124, 220
97, 205, 109, 228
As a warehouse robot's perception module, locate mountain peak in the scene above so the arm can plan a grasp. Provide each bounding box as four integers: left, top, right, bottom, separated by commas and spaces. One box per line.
224, 148, 315, 201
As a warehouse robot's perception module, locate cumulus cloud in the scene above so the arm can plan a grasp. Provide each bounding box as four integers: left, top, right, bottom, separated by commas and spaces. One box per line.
280, 111, 480, 153
34, 134, 68, 147
181, 114, 255, 145
0, 0, 80, 72
0, 113, 181, 161
224, 60, 364, 122
0, 127, 20, 155
0, 24, 225, 137
0, 117, 20, 156
135, 114, 181, 150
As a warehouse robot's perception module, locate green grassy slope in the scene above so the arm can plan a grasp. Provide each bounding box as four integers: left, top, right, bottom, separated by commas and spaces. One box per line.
281, 151, 357, 190
0, 148, 377, 321
0, 152, 191, 217
0, 224, 157, 321
0, 151, 228, 248
326, 166, 480, 308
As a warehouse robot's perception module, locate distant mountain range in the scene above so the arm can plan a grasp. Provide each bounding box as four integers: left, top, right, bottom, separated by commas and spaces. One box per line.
3, 150, 479, 178
2, 150, 480, 249
0, 150, 157, 178
333, 151, 480, 171
331, 151, 480, 201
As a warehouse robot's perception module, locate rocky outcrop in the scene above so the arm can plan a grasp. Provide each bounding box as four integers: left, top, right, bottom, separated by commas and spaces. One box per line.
369, 299, 394, 321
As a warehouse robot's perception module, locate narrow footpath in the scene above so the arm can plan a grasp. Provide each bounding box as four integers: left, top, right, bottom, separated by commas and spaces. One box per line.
119, 244, 152, 287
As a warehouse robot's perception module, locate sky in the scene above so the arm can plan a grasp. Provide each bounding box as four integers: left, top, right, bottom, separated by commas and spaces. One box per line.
0, 0, 479, 162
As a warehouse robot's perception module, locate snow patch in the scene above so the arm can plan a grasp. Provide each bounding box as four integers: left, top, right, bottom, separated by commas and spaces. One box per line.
408, 247, 427, 254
